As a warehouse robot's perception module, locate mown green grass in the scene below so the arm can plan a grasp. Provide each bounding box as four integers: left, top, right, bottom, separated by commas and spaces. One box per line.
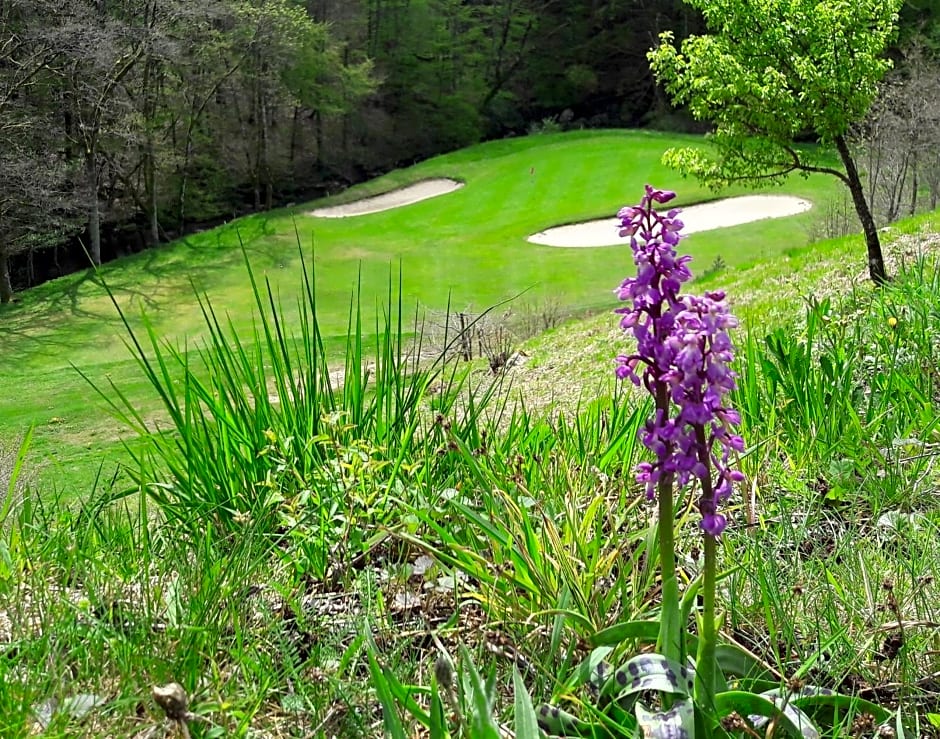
0, 129, 845, 496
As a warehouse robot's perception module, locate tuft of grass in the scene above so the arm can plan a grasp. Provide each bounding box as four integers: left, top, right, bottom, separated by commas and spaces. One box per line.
0, 431, 32, 523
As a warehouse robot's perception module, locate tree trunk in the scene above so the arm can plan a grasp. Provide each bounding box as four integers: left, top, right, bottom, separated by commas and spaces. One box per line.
260, 92, 272, 211
252, 79, 263, 211
177, 127, 193, 231
314, 108, 323, 165
86, 150, 102, 266
834, 134, 887, 285
0, 251, 13, 303
143, 54, 160, 246
143, 137, 159, 245
289, 105, 300, 163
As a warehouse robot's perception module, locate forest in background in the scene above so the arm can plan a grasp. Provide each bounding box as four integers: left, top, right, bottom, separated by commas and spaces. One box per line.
1, 0, 938, 302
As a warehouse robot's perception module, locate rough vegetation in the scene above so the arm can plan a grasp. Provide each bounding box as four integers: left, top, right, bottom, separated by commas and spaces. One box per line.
2, 198, 940, 735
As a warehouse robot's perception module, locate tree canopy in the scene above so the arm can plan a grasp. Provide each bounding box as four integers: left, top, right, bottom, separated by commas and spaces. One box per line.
649, 0, 905, 284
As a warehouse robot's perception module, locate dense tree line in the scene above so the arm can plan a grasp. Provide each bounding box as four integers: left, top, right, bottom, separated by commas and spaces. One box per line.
0, 0, 937, 301
0, 0, 375, 300
0, 0, 712, 301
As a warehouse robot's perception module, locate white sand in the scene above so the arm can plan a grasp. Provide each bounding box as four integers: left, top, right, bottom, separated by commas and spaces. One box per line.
309, 178, 464, 218
527, 195, 813, 247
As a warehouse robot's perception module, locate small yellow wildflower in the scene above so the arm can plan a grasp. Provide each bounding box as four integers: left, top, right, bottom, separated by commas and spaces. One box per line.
887, 316, 898, 329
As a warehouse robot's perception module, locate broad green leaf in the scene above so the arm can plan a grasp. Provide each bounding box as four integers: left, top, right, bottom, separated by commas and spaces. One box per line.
602, 654, 695, 703
788, 691, 890, 724
576, 647, 615, 691
534, 704, 594, 737
714, 642, 777, 683
715, 690, 820, 739
591, 620, 659, 647
513, 668, 541, 739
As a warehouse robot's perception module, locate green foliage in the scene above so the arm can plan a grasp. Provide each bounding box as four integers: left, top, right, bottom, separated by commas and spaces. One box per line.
527, 116, 564, 136
273, 5, 375, 115
365, 211, 940, 739
0, 430, 31, 525
4, 131, 940, 737
898, 0, 940, 51
396, 394, 660, 639
531, 628, 894, 738
2, 228, 940, 734
649, 0, 904, 188
83, 239, 476, 573
735, 265, 940, 512
369, 640, 542, 739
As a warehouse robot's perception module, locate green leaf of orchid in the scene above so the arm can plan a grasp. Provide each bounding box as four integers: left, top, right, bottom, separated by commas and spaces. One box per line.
513, 668, 542, 739
635, 697, 695, 739
715, 690, 821, 739
591, 619, 659, 647
534, 703, 594, 737
602, 654, 696, 705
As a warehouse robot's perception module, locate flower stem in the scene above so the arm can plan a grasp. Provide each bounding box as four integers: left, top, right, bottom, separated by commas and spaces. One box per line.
697, 531, 718, 712
694, 424, 719, 712
655, 388, 682, 665
657, 473, 682, 663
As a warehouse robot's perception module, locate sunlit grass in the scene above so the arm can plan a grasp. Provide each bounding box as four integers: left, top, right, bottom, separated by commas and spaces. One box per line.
0, 130, 847, 495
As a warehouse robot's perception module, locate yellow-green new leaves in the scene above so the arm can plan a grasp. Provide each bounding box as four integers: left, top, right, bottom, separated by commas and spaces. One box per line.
650, 0, 902, 283
649, 0, 904, 187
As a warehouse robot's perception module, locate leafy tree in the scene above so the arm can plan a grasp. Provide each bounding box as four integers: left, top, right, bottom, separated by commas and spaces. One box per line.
0, 0, 81, 302
228, 0, 373, 210
158, 1, 244, 232
352, 0, 490, 158
649, 0, 904, 284
278, 4, 374, 167
57, 1, 146, 266
898, 0, 940, 52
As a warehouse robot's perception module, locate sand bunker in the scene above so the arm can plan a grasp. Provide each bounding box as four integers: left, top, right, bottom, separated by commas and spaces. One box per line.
309, 178, 464, 218
527, 195, 812, 247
